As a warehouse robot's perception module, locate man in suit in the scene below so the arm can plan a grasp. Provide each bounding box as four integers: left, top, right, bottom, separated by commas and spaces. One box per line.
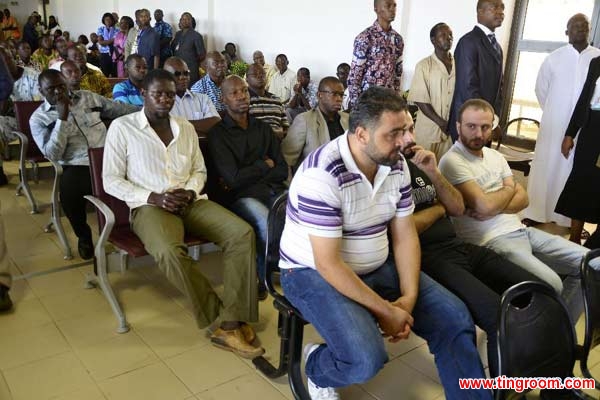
282, 77, 349, 172
448, 0, 505, 140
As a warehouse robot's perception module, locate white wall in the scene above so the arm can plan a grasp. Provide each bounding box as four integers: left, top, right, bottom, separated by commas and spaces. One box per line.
11, 0, 515, 89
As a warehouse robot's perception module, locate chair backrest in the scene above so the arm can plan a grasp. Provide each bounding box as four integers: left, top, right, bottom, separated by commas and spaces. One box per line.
14, 100, 44, 160
87, 147, 133, 231
497, 281, 576, 381
581, 249, 600, 367
495, 117, 539, 151
264, 192, 288, 300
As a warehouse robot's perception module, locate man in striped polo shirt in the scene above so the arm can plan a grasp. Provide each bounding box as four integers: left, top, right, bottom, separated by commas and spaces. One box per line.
279, 87, 491, 400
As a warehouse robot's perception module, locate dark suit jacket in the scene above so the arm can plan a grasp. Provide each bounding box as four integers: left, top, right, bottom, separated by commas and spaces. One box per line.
448, 26, 503, 139
565, 55, 600, 138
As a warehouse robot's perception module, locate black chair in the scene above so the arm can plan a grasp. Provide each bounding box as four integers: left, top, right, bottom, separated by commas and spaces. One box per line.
496, 281, 579, 400
579, 249, 600, 388
252, 192, 311, 400
494, 117, 538, 176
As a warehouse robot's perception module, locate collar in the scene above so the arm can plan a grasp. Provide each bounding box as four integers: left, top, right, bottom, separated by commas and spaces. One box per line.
177, 89, 194, 99
476, 23, 494, 36
136, 109, 181, 140
222, 111, 257, 129
338, 132, 391, 176
372, 19, 392, 33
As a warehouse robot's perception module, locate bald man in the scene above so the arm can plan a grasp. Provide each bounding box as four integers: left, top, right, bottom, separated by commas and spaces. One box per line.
190, 51, 227, 111
209, 75, 288, 299
252, 50, 276, 88
164, 56, 220, 133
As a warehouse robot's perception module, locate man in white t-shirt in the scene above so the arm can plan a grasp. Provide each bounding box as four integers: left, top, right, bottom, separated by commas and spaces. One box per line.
439, 98, 592, 322
279, 87, 491, 400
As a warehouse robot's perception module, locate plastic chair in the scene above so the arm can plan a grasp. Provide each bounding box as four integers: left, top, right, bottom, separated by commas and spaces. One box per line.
252, 192, 310, 400
495, 117, 538, 176
84, 147, 207, 333
13, 100, 72, 259
496, 281, 578, 400
579, 249, 600, 388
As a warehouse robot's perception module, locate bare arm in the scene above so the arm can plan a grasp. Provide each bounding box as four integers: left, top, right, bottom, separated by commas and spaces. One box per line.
389, 215, 421, 315
503, 181, 528, 214
414, 102, 448, 133
310, 234, 413, 341
413, 202, 446, 234
455, 177, 515, 217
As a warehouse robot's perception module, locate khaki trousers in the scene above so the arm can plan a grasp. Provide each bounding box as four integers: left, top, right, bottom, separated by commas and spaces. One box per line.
132, 199, 258, 328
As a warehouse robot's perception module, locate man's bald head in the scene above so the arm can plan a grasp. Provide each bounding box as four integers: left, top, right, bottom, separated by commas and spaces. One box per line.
222, 75, 250, 115
205, 51, 227, 83
566, 13, 590, 45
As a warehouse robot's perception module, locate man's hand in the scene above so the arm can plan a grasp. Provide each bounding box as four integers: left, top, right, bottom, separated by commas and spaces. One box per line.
293, 83, 301, 95
410, 146, 438, 176
264, 157, 275, 168
148, 189, 195, 214
377, 302, 414, 342
55, 92, 70, 121
561, 136, 574, 159
392, 295, 417, 315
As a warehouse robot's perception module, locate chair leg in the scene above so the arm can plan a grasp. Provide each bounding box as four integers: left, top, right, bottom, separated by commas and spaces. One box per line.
288, 316, 310, 400
93, 246, 130, 333
253, 309, 292, 378
16, 162, 39, 214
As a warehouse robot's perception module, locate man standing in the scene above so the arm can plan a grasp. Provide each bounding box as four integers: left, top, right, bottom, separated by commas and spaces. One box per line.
448, 0, 505, 140
30, 70, 138, 260
103, 69, 263, 358
279, 87, 490, 400
268, 54, 296, 104
164, 56, 220, 133
153, 9, 172, 67
336, 62, 350, 111
523, 13, 600, 227
282, 76, 349, 171
134, 9, 160, 70
209, 75, 288, 300
439, 99, 591, 322
246, 63, 288, 139
112, 54, 148, 106
191, 51, 227, 112
171, 12, 206, 86
347, 0, 403, 109
408, 22, 455, 160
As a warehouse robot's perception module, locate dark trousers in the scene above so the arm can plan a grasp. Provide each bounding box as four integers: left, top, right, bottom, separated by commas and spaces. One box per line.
99, 53, 115, 77
60, 165, 92, 241
421, 241, 541, 377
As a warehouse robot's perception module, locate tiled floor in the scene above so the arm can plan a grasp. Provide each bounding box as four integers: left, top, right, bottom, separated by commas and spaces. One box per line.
0, 161, 598, 400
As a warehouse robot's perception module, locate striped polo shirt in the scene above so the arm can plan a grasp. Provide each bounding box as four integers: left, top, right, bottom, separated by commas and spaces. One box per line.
279, 133, 414, 275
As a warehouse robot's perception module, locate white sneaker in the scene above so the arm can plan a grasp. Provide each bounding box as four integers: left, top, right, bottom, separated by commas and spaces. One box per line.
303, 343, 340, 400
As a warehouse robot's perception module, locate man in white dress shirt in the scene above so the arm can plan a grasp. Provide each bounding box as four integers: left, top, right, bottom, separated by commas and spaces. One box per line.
267, 54, 296, 103
523, 13, 600, 227
163, 56, 220, 134
102, 69, 264, 359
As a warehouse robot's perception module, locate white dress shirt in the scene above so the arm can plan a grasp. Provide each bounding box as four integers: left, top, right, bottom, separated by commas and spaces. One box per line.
170, 89, 220, 120
103, 110, 208, 209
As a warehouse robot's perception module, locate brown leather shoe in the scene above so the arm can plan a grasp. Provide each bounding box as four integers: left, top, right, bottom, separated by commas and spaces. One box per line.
210, 328, 265, 359
240, 322, 256, 343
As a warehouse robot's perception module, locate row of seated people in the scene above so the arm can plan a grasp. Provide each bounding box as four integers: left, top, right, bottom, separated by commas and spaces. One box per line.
19, 57, 599, 399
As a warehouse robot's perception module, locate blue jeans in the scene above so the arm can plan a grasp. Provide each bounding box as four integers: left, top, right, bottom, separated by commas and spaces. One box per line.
230, 197, 268, 282
281, 257, 492, 400
485, 227, 589, 322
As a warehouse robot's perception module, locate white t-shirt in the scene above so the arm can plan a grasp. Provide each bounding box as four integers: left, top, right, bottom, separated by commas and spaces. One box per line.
279, 133, 415, 275
439, 141, 523, 245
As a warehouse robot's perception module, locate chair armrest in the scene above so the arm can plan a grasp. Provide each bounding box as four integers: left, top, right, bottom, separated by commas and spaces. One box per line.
84, 195, 116, 259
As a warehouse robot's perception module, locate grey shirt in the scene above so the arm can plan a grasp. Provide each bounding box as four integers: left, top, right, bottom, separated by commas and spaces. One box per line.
30, 90, 139, 166
171, 29, 206, 84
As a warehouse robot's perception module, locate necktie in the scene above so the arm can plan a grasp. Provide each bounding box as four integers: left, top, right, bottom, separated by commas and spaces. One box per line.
488, 33, 501, 57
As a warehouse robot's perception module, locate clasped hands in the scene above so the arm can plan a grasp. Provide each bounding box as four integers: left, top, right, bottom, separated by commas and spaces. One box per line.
149, 189, 196, 215
378, 296, 415, 343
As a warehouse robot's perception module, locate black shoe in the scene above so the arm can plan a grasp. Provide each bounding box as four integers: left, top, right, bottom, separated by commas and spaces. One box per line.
258, 281, 268, 301
0, 284, 13, 312
78, 238, 94, 260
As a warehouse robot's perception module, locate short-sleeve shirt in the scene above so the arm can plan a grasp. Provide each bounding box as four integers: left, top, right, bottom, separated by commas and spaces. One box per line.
97, 25, 119, 54
170, 90, 219, 120
438, 141, 523, 245
153, 20, 173, 59
279, 133, 414, 275
190, 75, 224, 111
112, 79, 143, 106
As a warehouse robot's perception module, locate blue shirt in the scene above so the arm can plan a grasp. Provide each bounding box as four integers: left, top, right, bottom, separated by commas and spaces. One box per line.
153, 20, 173, 59
113, 80, 144, 106
96, 25, 119, 54
190, 75, 224, 111
136, 27, 160, 69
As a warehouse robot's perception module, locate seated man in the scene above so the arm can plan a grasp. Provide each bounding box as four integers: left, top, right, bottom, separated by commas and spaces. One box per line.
30, 70, 138, 259
112, 54, 147, 106
30, 34, 58, 70
103, 69, 263, 358
246, 62, 288, 140
251, 50, 276, 89
60, 60, 82, 91
163, 56, 220, 133
279, 87, 490, 400
209, 75, 288, 300
67, 45, 112, 98
286, 67, 318, 121
190, 51, 227, 112
439, 98, 592, 322
282, 76, 348, 172
405, 140, 540, 378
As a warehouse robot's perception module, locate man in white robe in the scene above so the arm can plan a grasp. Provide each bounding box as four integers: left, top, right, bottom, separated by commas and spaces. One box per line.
524, 13, 600, 226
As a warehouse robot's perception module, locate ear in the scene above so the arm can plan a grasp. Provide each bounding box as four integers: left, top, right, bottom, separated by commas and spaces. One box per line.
455, 120, 460, 133
354, 125, 371, 145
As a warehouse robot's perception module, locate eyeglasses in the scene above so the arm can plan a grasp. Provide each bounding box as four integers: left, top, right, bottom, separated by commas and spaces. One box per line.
320, 90, 345, 98
172, 70, 190, 77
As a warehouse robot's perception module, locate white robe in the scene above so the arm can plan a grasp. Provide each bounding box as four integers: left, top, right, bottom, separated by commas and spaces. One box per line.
524, 44, 600, 226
